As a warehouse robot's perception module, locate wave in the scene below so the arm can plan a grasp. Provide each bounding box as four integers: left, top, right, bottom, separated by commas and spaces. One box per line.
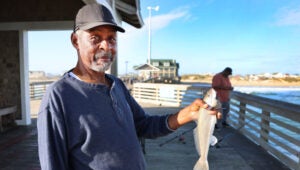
235, 86, 300, 105
235, 86, 300, 93
185, 83, 300, 105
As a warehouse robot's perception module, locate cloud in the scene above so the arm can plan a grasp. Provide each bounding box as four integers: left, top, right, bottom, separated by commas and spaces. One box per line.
120, 6, 190, 37
275, 6, 300, 26
118, 6, 191, 68
149, 8, 190, 31
117, 7, 191, 74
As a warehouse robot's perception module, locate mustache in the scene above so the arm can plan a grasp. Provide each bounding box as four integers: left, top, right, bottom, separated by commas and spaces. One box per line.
94, 51, 113, 60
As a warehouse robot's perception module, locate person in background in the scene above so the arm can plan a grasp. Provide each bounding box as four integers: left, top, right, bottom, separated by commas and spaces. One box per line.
212, 67, 234, 128
37, 3, 221, 170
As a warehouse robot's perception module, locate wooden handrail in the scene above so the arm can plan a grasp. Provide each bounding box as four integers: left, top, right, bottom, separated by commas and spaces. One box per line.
29, 81, 54, 100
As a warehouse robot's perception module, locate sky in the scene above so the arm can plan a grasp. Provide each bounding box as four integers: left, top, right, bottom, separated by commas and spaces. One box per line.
28, 0, 300, 76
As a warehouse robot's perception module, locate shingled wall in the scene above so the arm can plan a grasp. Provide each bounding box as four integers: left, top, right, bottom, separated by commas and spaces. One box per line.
0, 31, 21, 129
0, 0, 85, 128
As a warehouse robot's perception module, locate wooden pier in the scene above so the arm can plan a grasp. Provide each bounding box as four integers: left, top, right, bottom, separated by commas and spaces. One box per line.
0, 102, 291, 170
3, 81, 297, 169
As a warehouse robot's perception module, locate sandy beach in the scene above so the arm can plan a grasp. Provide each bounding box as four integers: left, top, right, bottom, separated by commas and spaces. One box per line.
30, 100, 41, 118
231, 79, 300, 87
181, 78, 300, 87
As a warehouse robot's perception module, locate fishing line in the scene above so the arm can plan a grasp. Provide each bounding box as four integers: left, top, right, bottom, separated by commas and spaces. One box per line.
215, 113, 261, 148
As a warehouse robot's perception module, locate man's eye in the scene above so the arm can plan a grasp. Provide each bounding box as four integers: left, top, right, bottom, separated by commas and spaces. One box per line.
91, 36, 101, 43
89, 36, 116, 45
108, 37, 116, 44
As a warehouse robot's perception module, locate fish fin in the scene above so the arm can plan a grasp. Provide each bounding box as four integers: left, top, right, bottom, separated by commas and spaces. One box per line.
210, 135, 218, 146
193, 159, 209, 170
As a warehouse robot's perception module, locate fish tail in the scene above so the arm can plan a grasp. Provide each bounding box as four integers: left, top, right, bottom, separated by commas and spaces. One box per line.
193, 159, 209, 170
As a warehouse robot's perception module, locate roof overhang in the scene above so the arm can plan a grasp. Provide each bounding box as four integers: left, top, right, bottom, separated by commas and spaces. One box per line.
0, 0, 143, 30
83, 0, 143, 28
115, 0, 144, 28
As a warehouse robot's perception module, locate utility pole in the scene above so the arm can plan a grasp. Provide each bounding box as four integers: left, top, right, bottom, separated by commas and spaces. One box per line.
147, 5, 159, 65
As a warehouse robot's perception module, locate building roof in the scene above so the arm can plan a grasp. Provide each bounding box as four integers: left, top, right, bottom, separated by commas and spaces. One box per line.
150, 59, 179, 68
134, 63, 160, 71
135, 59, 180, 71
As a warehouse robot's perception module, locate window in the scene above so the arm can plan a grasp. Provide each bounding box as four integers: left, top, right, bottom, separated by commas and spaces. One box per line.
163, 62, 170, 67
153, 62, 159, 67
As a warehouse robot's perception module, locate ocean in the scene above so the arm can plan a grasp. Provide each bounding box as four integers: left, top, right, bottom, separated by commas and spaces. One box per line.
234, 86, 300, 105
187, 82, 300, 105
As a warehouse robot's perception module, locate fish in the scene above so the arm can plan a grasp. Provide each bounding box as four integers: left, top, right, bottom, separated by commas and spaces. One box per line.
193, 88, 220, 170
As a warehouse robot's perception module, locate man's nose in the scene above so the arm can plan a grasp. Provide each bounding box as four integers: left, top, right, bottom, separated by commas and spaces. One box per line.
99, 40, 112, 51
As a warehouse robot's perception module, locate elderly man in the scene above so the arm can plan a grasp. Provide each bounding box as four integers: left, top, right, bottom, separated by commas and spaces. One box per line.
37, 3, 220, 170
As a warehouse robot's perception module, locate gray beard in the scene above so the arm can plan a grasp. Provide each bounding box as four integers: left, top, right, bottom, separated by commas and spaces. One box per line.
90, 51, 114, 72
90, 61, 112, 72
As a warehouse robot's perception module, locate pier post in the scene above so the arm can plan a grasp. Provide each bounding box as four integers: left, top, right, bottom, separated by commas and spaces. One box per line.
30, 84, 34, 99
260, 110, 270, 144
238, 102, 246, 128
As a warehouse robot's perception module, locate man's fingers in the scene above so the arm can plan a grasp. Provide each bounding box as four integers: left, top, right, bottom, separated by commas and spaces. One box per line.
217, 112, 222, 119
191, 104, 200, 111
194, 98, 206, 106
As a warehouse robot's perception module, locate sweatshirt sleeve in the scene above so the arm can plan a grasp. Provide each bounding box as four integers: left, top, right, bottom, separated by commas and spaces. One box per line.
37, 91, 69, 170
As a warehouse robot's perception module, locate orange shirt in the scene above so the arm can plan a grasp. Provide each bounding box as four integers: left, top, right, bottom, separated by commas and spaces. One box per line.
212, 73, 232, 102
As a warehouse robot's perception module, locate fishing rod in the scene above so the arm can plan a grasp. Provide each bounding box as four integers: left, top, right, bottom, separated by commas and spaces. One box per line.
159, 106, 223, 147
215, 113, 261, 147
159, 112, 260, 147
159, 124, 197, 147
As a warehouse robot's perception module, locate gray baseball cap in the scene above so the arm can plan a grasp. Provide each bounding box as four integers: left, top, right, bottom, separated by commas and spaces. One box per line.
74, 3, 125, 32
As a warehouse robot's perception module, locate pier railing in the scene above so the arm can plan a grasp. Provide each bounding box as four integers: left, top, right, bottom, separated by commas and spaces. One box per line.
29, 81, 54, 100
229, 91, 300, 170
132, 83, 210, 106
132, 83, 300, 170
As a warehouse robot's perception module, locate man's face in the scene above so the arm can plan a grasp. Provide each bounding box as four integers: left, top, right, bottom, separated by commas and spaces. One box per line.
224, 71, 232, 77
72, 25, 117, 73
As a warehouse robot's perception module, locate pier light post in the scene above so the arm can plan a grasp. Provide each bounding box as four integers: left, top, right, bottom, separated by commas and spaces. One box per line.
147, 5, 159, 65
125, 61, 128, 76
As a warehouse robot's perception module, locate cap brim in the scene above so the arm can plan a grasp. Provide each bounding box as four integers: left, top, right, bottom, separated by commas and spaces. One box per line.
77, 22, 125, 33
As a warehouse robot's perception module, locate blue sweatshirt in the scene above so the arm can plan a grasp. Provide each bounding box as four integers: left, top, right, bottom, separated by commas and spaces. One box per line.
37, 73, 173, 170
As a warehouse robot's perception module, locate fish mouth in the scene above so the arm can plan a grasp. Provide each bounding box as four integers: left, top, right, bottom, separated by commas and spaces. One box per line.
204, 88, 218, 106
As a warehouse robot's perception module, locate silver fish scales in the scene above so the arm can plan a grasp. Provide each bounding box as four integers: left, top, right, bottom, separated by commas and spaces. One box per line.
193, 88, 220, 170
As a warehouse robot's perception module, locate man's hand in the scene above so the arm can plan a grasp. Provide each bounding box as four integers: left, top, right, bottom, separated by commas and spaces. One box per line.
167, 99, 221, 130
189, 99, 222, 121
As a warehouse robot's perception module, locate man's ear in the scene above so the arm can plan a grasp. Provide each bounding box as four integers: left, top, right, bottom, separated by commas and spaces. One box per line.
71, 32, 79, 49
